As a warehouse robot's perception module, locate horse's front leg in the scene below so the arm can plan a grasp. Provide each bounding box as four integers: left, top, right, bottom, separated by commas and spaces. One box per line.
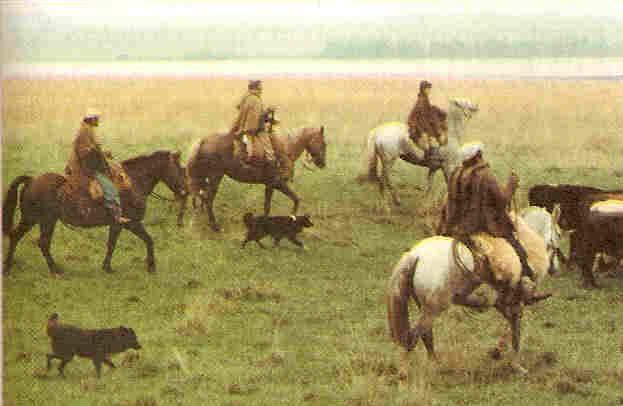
264, 186, 274, 216
124, 222, 155, 273
275, 183, 300, 215
102, 224, 122, 273
176, 194, 188, 227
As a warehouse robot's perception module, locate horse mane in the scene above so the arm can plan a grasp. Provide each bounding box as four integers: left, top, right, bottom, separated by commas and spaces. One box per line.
122, 150, 171, 171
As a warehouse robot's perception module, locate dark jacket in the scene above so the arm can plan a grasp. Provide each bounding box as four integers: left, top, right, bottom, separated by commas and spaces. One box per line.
439, 160, 516, 238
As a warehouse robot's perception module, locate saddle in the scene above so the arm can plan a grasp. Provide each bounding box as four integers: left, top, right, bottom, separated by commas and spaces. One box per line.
58, 164, 138, 226
461, 216, 549, 288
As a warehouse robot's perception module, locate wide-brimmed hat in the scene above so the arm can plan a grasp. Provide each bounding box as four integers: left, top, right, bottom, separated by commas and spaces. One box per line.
460, 141, 484, 162
419, 80, 432, 92
84, 108, 101, 120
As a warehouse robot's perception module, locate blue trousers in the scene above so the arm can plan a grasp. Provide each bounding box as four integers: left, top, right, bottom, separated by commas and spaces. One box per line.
94, 172, 121, 208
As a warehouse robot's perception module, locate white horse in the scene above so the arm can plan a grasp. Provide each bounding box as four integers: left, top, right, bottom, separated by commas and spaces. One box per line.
386, 205, 562, 381
361, 98, 478, 205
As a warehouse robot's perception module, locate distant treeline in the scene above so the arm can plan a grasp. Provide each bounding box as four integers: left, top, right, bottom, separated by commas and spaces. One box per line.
3, 13, 622, 61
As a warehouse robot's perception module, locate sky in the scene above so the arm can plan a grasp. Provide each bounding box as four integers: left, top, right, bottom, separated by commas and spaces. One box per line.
4, 0, 623, 25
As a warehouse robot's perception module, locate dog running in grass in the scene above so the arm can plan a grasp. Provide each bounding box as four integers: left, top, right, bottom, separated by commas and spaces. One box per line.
242, 213, 313, 248
45, 313, 141, 378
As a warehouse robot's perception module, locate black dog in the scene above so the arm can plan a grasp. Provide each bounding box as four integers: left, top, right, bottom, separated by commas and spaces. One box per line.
46, 313, 141, 378
242, 213, 313, 248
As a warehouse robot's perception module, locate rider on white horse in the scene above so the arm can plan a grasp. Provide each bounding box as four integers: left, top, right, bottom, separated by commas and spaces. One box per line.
438, 142, 551, 303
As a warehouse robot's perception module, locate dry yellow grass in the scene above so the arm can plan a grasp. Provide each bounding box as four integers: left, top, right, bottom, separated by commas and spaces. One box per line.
3, 77, 622, 167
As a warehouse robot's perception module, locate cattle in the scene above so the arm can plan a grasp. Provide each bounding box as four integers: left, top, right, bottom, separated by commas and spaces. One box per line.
528, 184, 623, 287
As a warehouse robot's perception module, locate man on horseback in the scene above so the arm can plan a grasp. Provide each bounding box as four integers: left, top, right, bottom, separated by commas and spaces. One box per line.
230, 80, 291, 181
65, 109, 130, 224
407, 80, 448, 161
438, 142, 549, 304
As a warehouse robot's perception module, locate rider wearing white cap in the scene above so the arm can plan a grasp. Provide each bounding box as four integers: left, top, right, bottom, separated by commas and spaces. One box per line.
65, 110, 130, 224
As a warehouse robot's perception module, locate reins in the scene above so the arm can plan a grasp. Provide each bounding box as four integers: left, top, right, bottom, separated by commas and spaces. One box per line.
149, 191, 178, 202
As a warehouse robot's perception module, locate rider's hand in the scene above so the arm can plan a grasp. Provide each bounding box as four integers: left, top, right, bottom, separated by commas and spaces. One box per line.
103, 150, 113, 159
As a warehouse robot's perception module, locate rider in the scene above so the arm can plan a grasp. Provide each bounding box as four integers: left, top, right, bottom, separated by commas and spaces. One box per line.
438, 142, 550, 304
231, 80, 267, 165
407, 80, 447, 160
230, 80, 291, 180
65, 109, 130, 224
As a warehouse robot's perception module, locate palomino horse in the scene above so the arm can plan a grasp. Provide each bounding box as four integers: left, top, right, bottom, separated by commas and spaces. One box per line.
184, 126, 327, 231
361, 98, 478, 204
386, 206, 561, 381
3, 150, 187, 276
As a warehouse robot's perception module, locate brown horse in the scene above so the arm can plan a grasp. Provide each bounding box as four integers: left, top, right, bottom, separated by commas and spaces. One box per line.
3, 150, 187, 276
184, 126, 326, 231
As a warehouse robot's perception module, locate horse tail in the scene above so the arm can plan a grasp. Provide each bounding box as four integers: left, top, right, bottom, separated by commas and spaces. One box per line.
186, 139, 203, 170
3, 175, 33, 234
387, 254, 418, 350
357, 129, 379, 183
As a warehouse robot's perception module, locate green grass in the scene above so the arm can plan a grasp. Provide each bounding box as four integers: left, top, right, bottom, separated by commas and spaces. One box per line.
3, 77, 623, 405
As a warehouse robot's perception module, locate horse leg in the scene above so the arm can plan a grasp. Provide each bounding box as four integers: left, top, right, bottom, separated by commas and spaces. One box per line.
417, 312, 437, 362
102, 225, 122, 273
38, 219, 61, 275
123, 222, 155, 273
425, 168, 436, 195
3, 220, 36, 275
204, 175, 223, 232
381, 160, 399, 206
264, 186, 274, 216
275, 183, 301, 215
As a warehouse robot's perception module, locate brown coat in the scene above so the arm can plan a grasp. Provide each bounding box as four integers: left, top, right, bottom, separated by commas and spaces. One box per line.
439, 160, 515, 238
407, 92, 447, 141
65, 122, 110, 184
230, 91, 263, 136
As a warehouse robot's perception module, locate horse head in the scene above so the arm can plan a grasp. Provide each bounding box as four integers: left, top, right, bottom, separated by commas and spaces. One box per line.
547, 204, 564, 274
304, 126, 327, 169
450, 98, 479, 120
160, 150, 187, 200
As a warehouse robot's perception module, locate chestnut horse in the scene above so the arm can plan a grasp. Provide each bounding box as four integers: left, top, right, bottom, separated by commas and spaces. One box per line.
184, 126, 326, 231
3, 150, 186, 276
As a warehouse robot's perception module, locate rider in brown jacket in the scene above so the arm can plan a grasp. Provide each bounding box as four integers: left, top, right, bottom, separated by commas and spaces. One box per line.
438, 142, 550, 304
65, 110, 130, 224
407, 80, 447, 160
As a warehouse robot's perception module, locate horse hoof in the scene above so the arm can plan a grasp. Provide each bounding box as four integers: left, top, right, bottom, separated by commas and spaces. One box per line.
211, 224, 221, 232
51, 272, 65, 279
103, 267, 115, 274
147, 263, 156, 273
581, 280, 600, 289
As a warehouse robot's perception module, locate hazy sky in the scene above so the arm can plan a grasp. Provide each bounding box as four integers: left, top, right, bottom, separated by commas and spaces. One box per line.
5, 0, 623, 25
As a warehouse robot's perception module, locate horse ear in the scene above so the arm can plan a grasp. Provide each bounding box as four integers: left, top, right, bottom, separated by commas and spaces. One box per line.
172, 151, 181, 163
320, 126, 324, 136
552, 204, 561, 224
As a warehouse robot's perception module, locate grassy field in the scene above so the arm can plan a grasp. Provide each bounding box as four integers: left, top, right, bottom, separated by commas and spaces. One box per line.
2, 76, 623, 405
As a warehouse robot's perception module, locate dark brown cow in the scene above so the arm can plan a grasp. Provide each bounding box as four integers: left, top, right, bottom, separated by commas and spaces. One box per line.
528, 184, 623, 287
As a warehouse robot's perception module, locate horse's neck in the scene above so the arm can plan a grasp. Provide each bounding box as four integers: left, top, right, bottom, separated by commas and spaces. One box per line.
447, 109, 466, 145
124, 160, 161, 195
285, 129, 311, 161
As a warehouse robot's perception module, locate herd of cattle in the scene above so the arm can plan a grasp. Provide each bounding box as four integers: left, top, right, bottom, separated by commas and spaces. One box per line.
529, 183, 623, 288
